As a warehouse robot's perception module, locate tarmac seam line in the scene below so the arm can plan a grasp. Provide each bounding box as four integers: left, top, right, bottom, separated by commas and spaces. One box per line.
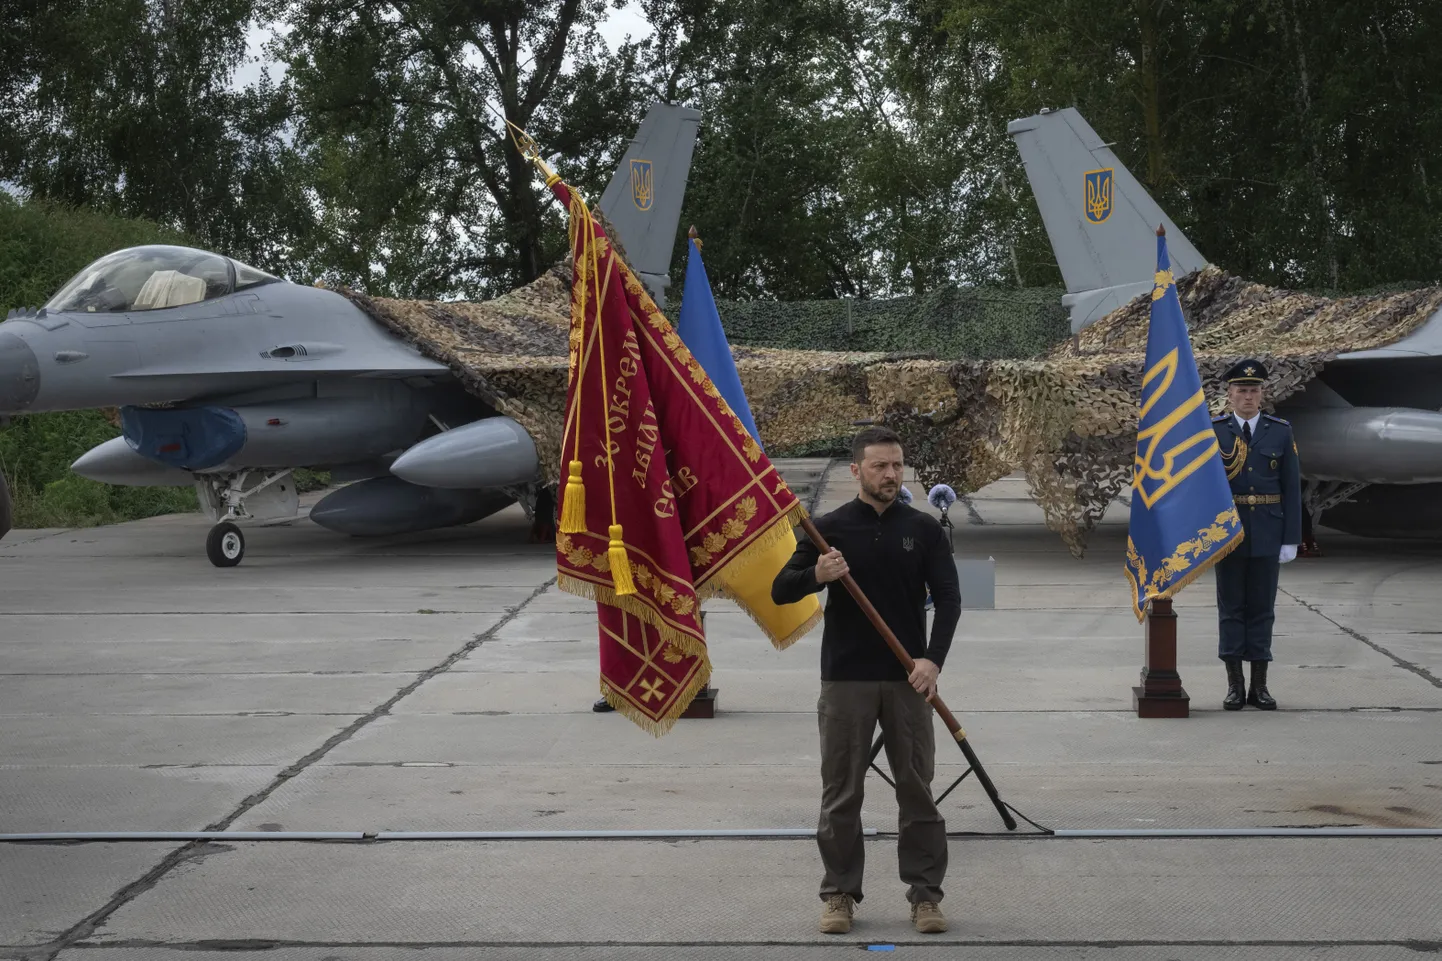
35, 937, 1442, 952
1280, 587, 1442, 690
958, 493, 986, 525
804, 459, 833, 516
30, 576, 557, 961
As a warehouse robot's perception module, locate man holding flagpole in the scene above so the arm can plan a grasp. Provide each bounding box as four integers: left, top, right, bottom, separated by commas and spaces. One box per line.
773, 425, 960, 936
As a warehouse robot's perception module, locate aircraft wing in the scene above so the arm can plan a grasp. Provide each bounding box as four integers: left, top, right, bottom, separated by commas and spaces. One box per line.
1336, 316, 1442, 360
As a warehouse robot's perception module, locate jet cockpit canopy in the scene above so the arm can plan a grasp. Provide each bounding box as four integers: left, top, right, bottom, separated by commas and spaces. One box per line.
44, 245, 281, 314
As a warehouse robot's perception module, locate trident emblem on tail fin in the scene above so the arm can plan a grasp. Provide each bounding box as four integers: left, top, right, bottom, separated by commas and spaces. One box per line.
1084, 168, 1113, 223
631, 159, 654, 211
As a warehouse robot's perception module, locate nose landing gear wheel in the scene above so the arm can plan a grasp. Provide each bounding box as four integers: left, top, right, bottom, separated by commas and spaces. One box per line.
207, 522, 245, 567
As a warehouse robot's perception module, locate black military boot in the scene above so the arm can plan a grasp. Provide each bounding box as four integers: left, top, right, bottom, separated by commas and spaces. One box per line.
1247, 661, 1277, 710
1223, 658, 1246, 711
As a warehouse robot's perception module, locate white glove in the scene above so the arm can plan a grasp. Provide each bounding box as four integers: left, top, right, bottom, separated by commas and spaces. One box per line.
1279, 544, 1297, 564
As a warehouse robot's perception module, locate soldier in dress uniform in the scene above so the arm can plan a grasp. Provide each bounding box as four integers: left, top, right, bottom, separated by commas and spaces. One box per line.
1212, 359, 1302, 710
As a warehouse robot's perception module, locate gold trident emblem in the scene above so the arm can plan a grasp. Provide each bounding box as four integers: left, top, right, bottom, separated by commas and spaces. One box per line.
1085, 169, 1113, 224
631, 159, 654, 211
1133, 347, 1220, 509
506, 120, 560, 187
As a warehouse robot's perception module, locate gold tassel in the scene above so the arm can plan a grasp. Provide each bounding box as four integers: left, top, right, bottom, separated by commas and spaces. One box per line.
608, 523, 636, 595
559, 460, 587, 533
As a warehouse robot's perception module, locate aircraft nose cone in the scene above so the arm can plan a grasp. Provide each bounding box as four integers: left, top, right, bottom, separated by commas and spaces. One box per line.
0, 330, 41, 413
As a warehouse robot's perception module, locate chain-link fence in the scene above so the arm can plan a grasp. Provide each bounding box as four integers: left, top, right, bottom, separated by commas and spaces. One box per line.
694, 285, 1071, 361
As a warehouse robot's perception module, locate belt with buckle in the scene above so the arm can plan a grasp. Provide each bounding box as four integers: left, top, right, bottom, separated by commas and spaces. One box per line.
1235, 494, 1281, 505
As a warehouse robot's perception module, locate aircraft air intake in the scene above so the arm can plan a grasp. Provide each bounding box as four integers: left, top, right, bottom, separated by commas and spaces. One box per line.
0, 330, 40, 413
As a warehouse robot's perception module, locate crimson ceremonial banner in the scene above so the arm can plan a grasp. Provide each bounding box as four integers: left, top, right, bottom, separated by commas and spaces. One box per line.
547, 180, 809, 733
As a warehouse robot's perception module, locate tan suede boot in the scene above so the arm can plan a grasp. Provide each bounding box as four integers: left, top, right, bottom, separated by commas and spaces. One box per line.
819, 894, 855, 933
911, 900, 947, 933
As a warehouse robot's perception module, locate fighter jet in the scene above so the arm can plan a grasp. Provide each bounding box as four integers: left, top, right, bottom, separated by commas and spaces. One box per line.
0, 102, 702, 564
1009, 106, 1442, 540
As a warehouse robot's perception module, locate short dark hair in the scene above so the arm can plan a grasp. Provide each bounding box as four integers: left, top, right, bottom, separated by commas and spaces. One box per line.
851, 426, 902, 464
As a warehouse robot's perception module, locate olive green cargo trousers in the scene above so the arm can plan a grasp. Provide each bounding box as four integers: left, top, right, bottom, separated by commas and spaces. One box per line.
816, 679, 947, 905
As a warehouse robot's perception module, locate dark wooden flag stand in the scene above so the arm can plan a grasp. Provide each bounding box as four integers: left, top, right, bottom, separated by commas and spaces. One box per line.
1133, 597, 1190, 717
679, 686, 718, 719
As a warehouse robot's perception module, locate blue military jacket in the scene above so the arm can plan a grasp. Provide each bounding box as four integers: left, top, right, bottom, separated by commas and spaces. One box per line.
1213, 412, 1303, 557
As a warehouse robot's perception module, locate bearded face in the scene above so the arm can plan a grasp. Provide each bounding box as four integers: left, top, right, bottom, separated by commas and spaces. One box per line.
852, 442, 903, 504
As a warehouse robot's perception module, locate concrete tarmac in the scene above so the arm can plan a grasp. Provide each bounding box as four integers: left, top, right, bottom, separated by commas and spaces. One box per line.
2, 461, 1441, 960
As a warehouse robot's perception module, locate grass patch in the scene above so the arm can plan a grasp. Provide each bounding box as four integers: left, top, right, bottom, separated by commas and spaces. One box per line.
0, 409, 333, 529
0, 410, 201, 528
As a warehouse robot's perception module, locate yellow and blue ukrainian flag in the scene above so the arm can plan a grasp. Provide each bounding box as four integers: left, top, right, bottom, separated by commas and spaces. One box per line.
1125, 228, 1243, 621
676, 230, 820, 647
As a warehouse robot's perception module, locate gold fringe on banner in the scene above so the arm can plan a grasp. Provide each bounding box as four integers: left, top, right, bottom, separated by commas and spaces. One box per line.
555, 572, 708, 657
1126, 511, 1245, 621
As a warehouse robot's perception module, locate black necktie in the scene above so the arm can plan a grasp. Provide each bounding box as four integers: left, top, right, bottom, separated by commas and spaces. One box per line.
1242, 421, 1252, 444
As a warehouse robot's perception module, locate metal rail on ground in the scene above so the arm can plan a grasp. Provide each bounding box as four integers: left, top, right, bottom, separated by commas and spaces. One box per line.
4, 827, 1440, 842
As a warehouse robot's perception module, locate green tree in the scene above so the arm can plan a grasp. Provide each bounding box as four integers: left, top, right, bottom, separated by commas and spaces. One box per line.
5, 0, 293, 269
267, 0, 650, 299
0, 196, 201, 528
937, 0, 1442, 291
666, 0, 873, 299
634, 0, 1060, 301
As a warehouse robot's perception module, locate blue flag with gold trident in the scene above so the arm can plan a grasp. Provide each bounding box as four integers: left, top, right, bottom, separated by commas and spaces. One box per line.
1125, 227, 1243, 621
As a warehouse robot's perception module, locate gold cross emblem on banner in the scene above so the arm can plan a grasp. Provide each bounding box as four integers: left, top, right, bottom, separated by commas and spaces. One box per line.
638, 677, 666, 702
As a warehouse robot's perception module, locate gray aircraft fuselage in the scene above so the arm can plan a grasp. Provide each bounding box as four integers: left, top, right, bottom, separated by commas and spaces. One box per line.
0, 270, 513, 537
1, 280, 447, 415
0, 102, 703, 560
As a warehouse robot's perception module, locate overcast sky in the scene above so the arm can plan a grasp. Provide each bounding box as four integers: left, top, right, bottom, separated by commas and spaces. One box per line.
0, 6, 657, 201
229, 2, 656, 90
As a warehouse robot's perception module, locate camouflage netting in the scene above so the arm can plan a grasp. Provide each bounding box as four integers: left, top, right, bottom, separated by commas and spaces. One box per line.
334, 263, 1442, 556
336, 267, 575, 490
875, 266, 1442, 553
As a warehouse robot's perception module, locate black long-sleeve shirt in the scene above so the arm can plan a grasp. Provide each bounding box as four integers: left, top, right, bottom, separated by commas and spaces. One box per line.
771, 497, 961, 681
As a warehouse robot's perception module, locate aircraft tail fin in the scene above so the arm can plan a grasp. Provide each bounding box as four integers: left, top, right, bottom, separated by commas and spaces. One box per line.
1007, 107, 1208, 333
597, 102, 703, 312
